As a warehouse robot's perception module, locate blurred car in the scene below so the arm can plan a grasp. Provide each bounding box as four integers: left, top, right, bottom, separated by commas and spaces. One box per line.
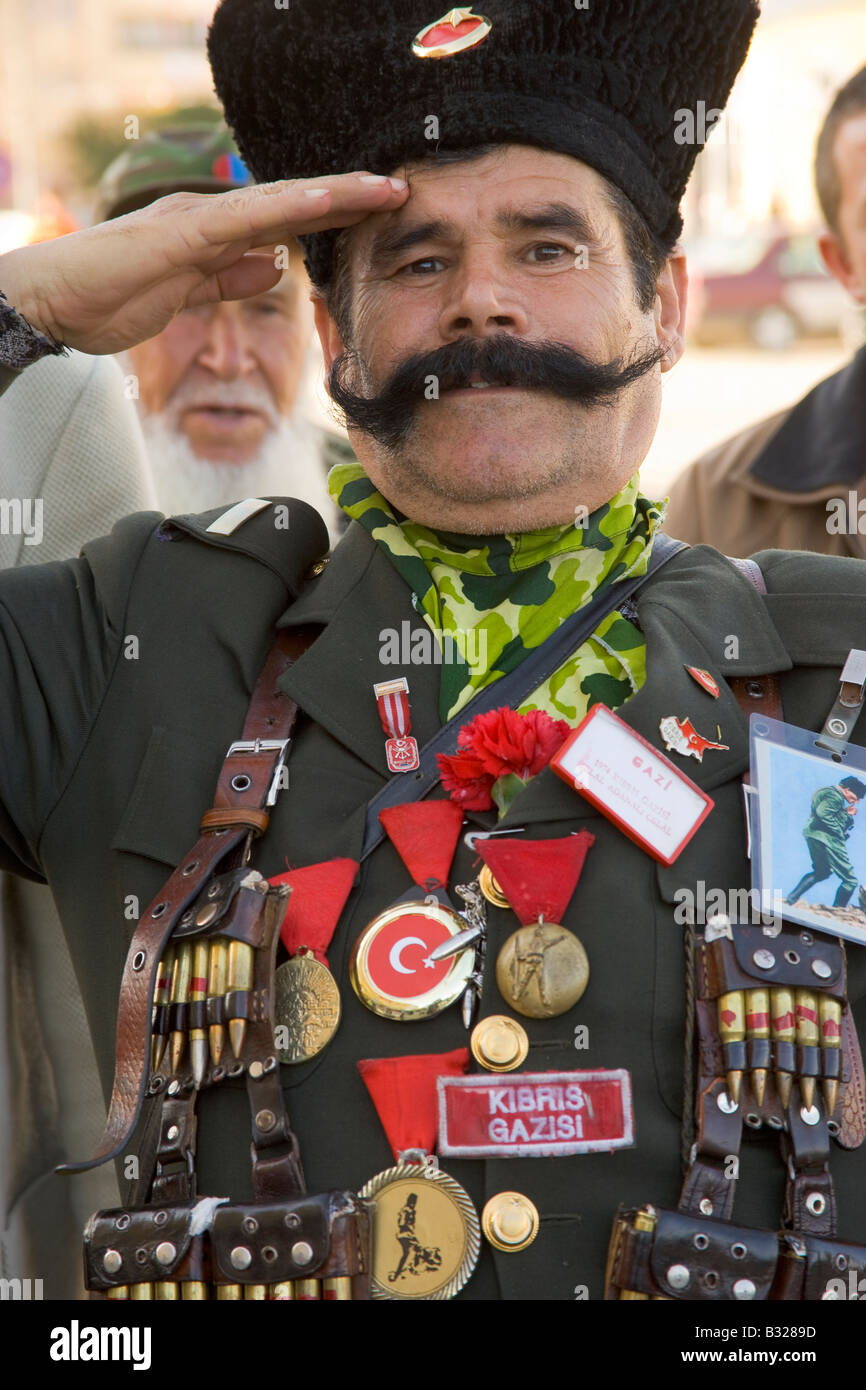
685, 231, 851, 350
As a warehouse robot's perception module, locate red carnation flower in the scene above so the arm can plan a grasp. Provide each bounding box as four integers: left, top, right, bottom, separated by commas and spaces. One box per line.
437, 706, 571, 815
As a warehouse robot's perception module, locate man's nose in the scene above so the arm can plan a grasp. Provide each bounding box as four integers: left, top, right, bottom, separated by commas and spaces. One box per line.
438, 250, 531, 340
196, 305, 256, 379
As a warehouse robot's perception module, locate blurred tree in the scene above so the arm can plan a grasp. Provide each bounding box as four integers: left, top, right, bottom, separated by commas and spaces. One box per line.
63, 103, 223, 192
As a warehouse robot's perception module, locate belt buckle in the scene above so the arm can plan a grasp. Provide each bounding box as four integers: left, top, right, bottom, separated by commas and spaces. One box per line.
226, 738, 291, 806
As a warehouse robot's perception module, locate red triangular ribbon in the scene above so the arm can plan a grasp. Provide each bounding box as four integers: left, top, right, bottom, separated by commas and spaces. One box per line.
269, 858, 359, 967
378, 801, 464, 892
477, 832, 595, 925
357, 1049, 471, 1160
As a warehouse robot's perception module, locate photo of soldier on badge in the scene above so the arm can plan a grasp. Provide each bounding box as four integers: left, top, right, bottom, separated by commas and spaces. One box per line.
752, 724, 866, 945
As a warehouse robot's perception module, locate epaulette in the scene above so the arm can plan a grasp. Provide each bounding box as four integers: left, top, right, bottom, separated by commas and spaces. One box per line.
156, 495, 330, 596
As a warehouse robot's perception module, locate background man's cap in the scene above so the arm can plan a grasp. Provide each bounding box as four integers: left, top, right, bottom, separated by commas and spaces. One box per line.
97, 123, 251, 221
208, 0, 760, 290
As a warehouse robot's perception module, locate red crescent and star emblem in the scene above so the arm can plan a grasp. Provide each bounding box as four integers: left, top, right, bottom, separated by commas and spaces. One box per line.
367, 910, 453, 1000
412, 7, 492, 59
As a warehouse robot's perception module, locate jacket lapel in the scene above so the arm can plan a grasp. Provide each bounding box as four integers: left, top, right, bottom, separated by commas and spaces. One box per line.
276, 523, 442, 778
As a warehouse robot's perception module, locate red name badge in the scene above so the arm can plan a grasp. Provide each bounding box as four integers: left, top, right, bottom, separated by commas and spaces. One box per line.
437, 1069, 634, 1158
550, 704, 713, 866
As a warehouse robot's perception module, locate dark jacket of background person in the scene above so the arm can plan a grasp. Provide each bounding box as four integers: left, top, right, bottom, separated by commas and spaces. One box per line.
663, 345, 866, 558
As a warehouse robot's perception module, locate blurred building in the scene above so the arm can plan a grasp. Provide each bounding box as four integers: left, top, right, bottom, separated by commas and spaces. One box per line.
685, 0, 866, 237
0, 0, 216, 212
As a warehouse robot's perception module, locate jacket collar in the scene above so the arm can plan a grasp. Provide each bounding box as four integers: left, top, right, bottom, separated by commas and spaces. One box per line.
744, 345, 866, 498
276, 532, 794, 825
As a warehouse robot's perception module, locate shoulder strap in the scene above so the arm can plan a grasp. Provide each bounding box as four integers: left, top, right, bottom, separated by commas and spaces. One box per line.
724, 555, 785, 725
361, 533, 688, 858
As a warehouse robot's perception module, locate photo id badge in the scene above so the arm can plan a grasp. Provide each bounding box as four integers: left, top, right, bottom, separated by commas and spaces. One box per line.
749, 714, 866, 948
551, 704, 713, 866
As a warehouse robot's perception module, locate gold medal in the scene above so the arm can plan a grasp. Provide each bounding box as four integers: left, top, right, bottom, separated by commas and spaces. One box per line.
273, 952, 341, 1063
478, 863, 509, 909
495, 921, 589, 1019
470, 1015, 529, 1072
360, 1160, 480, 1300
350, 900, 475, 1021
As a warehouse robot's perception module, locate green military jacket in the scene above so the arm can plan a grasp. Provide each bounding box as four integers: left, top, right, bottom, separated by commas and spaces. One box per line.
805, 786, 852, 847
2, 499, 866, 1301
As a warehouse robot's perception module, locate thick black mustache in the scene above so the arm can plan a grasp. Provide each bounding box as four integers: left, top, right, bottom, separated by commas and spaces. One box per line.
328, 334, 667, 449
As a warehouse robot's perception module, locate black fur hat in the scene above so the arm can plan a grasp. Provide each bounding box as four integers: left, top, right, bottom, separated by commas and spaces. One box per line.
209, 0, 759, 289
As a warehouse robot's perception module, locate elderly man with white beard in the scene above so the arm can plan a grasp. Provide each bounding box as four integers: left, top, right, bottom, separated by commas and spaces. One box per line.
98, 125, 346, 539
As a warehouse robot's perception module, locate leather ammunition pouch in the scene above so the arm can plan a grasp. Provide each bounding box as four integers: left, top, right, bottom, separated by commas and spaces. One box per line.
85, 1192, 371, 1300
605, 1205, 866, 1302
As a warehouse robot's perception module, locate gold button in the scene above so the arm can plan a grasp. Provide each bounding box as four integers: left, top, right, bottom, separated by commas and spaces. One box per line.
482, 1192, 540, 1253
478, 864, 509, 909
471, 1015, 529, 1073
308, 557, 329, 577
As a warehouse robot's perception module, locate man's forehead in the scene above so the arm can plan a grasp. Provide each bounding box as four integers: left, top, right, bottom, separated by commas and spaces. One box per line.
350, 146, 609, 259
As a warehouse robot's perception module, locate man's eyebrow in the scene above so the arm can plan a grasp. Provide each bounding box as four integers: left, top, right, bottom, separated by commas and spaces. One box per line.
494, 203, 602, 245
366, 219, 453, 271
365, 202, 603, 270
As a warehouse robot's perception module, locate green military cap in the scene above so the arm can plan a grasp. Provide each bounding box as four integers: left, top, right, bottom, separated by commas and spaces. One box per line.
97, 123, 252, 221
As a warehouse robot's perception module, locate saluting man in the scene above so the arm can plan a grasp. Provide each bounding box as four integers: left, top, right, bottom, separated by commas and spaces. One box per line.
2, 0, 866, 1303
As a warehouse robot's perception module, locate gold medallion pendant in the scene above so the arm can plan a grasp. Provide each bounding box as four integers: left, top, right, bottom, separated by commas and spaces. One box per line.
273, 952, 341, 1064
350, 900, 475, 1021
496, 921, 589, 1019
360, 1160, 480, 1300
478, 863, 509, 909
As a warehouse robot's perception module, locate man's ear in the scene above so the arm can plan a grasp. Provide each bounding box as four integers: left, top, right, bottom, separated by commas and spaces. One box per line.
654, 245, 688, 373
311, 291, 347, 379
818, 230, 864, 303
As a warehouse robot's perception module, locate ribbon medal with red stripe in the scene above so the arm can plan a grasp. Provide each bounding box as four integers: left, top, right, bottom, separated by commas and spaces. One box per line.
357, 1049, 481, 1300
268, 857, 358, 1063
350, 802, 481, 1021
374, 678, 420, 772
478, 834, 595, 1019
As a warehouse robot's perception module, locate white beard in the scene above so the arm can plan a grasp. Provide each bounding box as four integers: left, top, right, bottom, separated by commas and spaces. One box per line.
138, 412, 343, 546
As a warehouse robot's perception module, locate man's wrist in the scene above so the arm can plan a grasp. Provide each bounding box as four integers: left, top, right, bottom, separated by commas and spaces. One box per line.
0, 288, 67, 373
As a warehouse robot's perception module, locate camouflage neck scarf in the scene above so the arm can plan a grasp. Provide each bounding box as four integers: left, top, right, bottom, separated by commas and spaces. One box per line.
328, 462, 664, 724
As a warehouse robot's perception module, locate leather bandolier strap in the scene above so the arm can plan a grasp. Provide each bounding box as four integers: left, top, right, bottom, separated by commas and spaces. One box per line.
60, 627, 319, 1175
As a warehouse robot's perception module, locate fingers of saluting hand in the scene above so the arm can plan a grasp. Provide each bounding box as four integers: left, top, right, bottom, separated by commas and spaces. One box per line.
165, 171, 410, 252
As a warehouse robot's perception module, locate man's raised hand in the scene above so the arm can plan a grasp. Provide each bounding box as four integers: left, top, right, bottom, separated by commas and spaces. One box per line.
0, 172, 408, 355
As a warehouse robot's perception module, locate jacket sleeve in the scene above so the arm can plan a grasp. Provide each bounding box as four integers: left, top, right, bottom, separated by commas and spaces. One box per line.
0, 513, 159, 879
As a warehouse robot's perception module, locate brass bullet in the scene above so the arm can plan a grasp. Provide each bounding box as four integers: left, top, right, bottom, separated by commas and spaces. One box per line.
322, 1277, 353, 1301
151, 944, 175, 1074
269, 1282, 296, 1300
244, 1284, 267, 1300
129, 1282, 154, 1300
819, 995, 843, 1117
189, 940, 211, 1086
795, 989, 820, 1111
169, 940, 193, 1074
107, 1286, 129, 1300
718, 990, 745, 1105
294, 1279, 321, 1300
745, 988, 770, 1107
216, 1284, 243, 1300
771, 986, 796, 1107
226, 940, 254, 1059
154, 1281, 179, 1300
207, 938, 228, 1066
181, 1281, 209, 1300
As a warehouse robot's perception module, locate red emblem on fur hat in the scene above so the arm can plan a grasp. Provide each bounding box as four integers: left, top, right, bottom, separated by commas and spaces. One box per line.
412, 8, 492, 60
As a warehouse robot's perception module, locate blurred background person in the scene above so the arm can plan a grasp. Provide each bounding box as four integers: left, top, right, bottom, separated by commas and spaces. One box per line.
664, 64, 866, 555
0, 351, 155, 1297
97, 123, 349, 539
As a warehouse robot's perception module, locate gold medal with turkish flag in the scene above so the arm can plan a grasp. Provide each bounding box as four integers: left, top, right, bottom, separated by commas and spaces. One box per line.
411, 8, 492, 60
350, 802, 476, 1021
478, 834, 595, 1019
